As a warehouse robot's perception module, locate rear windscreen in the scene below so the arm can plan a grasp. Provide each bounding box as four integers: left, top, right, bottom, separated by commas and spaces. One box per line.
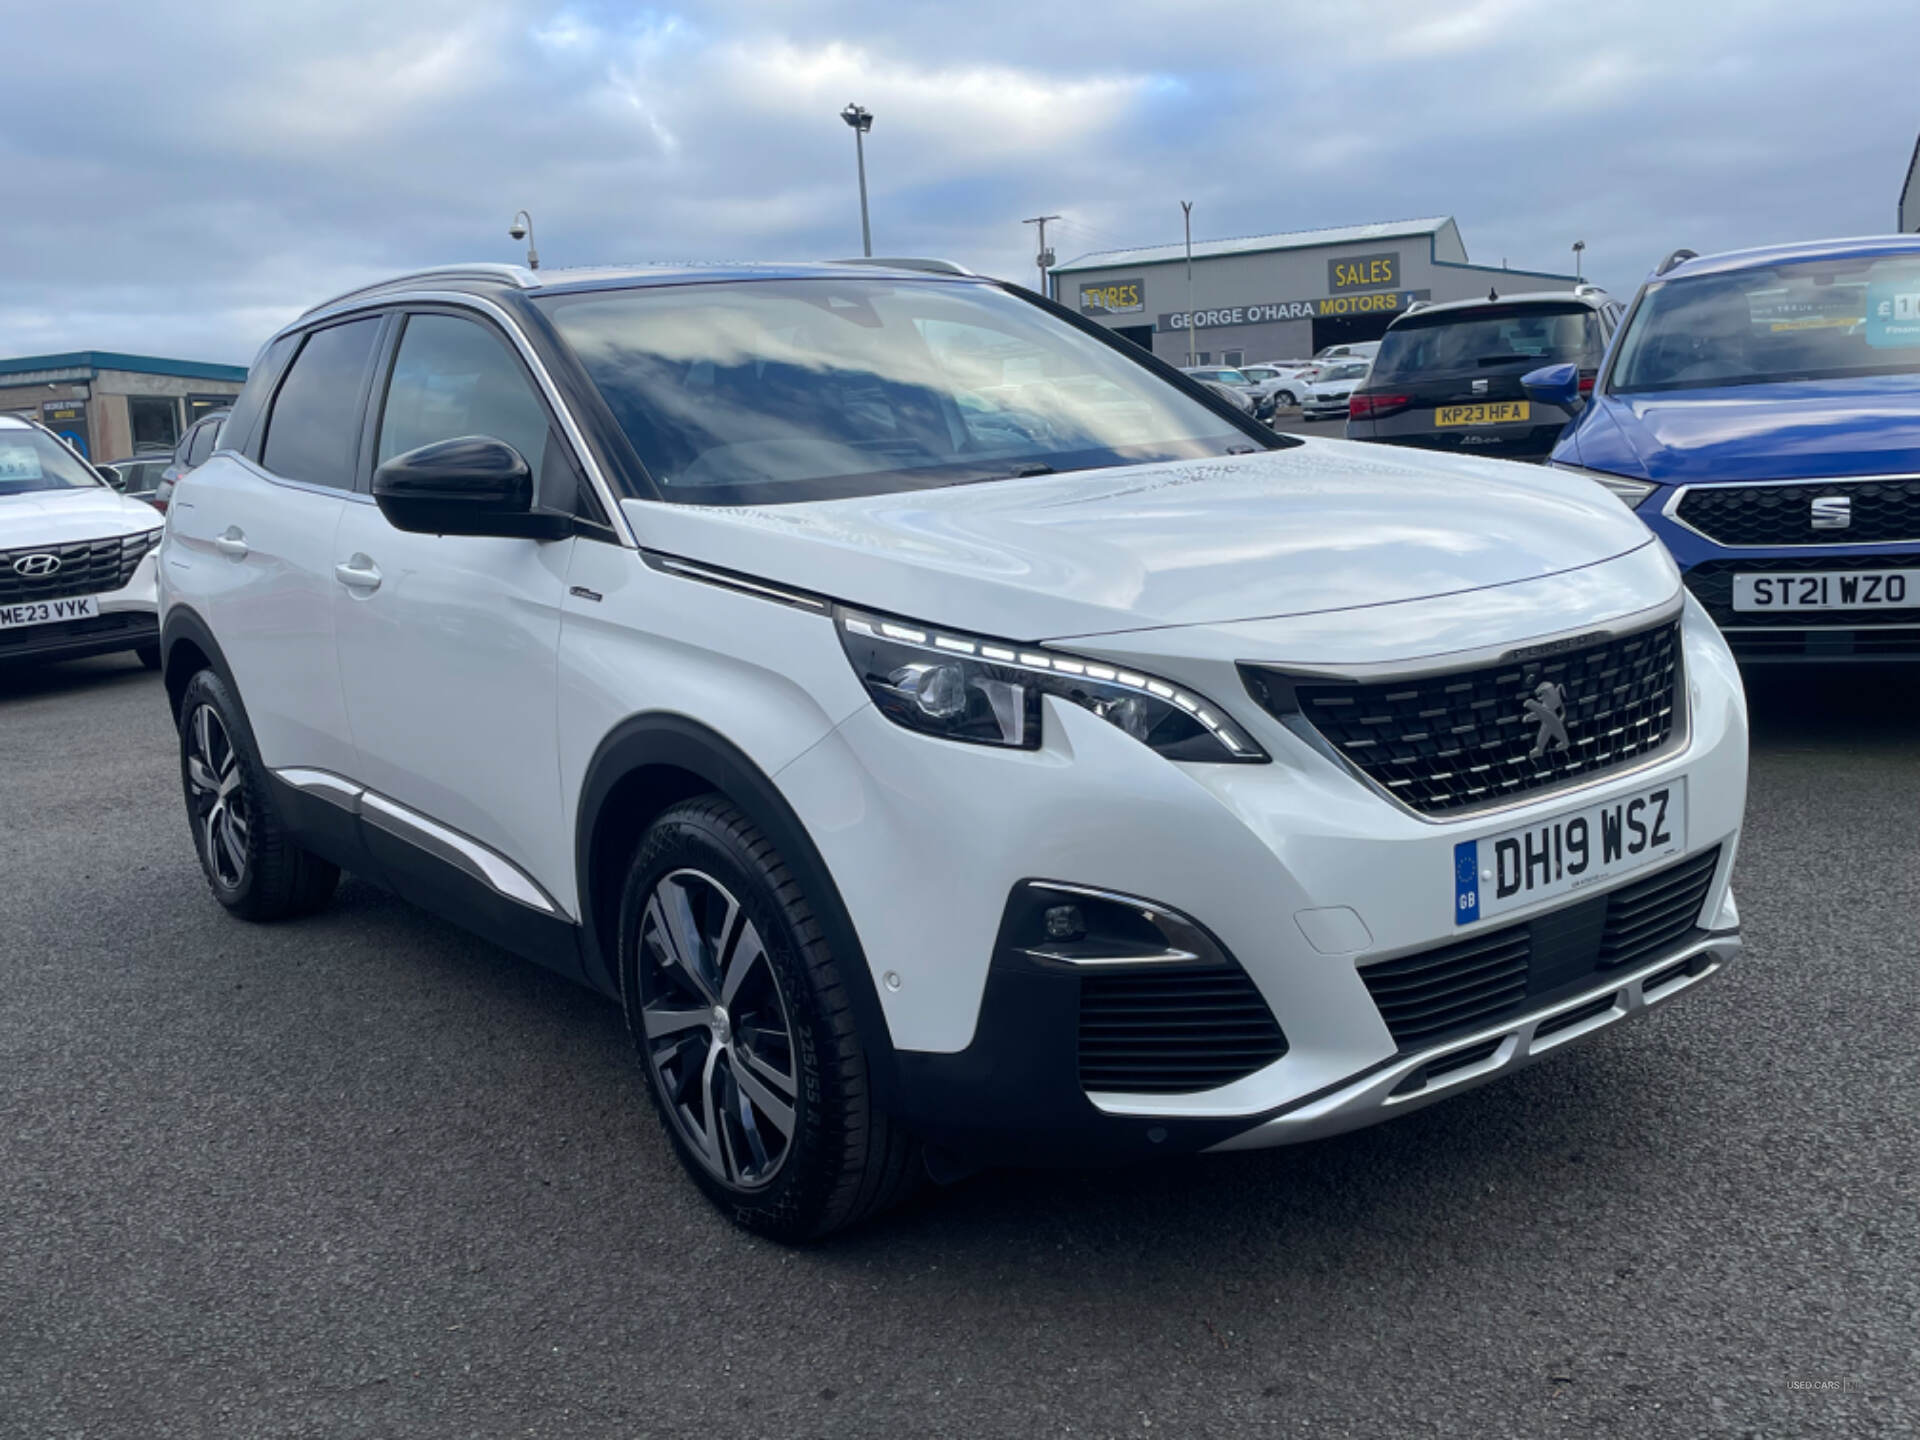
1371, 304, 1599, 383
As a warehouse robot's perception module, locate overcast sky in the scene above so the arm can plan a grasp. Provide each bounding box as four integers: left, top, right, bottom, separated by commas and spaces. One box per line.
4, 0, 1915, 365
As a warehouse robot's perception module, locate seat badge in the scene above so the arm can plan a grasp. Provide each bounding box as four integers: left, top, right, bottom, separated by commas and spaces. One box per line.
1810, 495, 1850, 530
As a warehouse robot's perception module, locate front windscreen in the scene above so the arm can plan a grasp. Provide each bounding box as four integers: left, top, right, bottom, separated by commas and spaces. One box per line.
0, 428, 104, 495
1371, 304, 1598, 383
538, 278, 1263, 505
1610, 254, 1920, 393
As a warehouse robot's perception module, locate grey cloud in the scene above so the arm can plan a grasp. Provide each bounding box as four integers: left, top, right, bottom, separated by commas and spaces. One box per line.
2, 0, 1914, 362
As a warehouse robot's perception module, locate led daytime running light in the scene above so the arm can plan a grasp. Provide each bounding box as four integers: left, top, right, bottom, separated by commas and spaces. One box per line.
841, 611, 1261, 758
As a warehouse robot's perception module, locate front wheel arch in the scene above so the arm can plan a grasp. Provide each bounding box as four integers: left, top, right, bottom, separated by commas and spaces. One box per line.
574, 714, 898, 1106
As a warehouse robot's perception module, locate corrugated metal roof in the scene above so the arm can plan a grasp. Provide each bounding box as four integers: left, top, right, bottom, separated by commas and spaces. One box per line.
0, 351, 248, 383
1051, 217, 1455, 275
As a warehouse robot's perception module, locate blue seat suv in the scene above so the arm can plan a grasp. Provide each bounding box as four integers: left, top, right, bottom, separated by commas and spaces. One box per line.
1525, 236, 1920, 663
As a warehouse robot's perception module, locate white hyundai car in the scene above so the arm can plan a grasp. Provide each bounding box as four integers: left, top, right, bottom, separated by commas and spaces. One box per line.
159, 261, 1747, 1239
1, 414, 165, 669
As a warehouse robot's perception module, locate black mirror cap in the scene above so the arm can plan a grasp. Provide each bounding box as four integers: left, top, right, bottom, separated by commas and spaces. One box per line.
372, 436, 568, 539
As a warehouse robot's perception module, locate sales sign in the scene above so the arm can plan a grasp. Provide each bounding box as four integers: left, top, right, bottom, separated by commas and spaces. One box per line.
1080, 278, 1145, 315
1327, 251, 1400, 292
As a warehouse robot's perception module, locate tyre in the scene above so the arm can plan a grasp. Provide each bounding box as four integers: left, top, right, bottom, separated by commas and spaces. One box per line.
136, 641, 162, 670
618, 796, 919, 1241
177, 668, 340, 922
1277, 389, 1297, 407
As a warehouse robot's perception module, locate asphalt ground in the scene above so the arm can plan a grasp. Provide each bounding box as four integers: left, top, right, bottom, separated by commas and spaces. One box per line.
2, 651, 1915, 1439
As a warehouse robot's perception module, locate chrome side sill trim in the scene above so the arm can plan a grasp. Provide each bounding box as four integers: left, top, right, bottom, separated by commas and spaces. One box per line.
274, 768, 563, 918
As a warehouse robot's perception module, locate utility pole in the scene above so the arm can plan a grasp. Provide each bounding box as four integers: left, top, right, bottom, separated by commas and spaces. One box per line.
1024, 215, 1060, 298
1181, 201, 1195, 366
840, 104, 874, 257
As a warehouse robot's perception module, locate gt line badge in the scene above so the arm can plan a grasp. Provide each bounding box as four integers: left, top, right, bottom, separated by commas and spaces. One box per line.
1524, 680, 1570, 759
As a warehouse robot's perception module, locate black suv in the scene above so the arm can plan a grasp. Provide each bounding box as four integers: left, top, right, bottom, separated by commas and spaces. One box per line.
1345, 287, 1620, 462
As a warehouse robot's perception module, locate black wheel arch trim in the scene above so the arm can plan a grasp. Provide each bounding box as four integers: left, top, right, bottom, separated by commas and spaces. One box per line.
575, 711, 899, 1104
160, 604, 244, 720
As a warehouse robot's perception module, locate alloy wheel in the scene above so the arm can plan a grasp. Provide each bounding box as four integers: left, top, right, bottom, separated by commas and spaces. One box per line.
638, 868, 799, 1189
185, 703, 249, 888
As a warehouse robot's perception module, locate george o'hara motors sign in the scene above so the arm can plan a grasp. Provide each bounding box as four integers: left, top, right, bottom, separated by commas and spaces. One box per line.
1159, 288, 1430, 333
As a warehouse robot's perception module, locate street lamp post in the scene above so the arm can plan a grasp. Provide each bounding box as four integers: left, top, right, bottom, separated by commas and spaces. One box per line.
1572, 239, 1586, 282
840, 103, 874, 257
509, 210, 540, 270
1181, 201, 1196, 366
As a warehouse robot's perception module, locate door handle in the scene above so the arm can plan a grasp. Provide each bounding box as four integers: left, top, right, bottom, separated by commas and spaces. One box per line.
334, 556, 382, 592
213, 528, 248, 558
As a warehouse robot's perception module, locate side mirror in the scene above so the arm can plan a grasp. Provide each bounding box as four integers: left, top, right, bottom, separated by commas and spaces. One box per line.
1522, 362, 1583, 414
371, 436, 571, 539
97, 464, 126, 491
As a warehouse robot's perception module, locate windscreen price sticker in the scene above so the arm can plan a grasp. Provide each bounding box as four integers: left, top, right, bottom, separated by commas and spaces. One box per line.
1867, 279, 1920, 348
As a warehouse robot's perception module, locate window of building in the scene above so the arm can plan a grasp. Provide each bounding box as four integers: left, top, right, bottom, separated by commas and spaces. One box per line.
128, 396, 180, 451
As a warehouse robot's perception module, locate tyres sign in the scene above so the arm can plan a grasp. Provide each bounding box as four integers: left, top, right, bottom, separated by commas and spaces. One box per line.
1080, 279, 1145, 315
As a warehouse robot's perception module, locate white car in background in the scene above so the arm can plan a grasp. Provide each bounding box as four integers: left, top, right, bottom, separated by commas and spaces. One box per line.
0, 415, 164, 669
1314, 339, 1382, 363
1299, 359, 1375, 420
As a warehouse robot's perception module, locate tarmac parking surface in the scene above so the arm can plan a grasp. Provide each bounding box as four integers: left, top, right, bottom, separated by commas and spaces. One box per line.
2, 655, 1915, 1438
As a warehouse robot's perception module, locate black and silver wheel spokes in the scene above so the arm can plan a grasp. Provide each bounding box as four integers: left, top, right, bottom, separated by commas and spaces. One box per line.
186, 703, 249, 888
639, 869, 798, 1189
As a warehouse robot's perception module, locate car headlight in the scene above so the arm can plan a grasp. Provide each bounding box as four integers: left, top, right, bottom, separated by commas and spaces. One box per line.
1550, 462, 1655, 508
836, 607, 1267, 764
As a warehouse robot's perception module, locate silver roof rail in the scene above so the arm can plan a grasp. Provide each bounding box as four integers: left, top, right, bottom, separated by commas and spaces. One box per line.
832, 256, 975, 276
1654, 248, 1698, 277
1572, 282, 1607, 298
300, 263, 540, 317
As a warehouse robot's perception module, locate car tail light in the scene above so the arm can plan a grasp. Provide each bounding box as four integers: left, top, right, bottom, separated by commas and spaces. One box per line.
1349, 392, 1410, 420
1578, 370, 1596, 395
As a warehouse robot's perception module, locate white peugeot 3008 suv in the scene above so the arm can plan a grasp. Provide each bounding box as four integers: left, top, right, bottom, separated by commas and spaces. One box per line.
159, 261, 1748, 1239
1, 414, 164, 669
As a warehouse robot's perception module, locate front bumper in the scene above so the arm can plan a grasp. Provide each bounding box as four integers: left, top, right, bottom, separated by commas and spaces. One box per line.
1644, 495, 1920, 662
0, 552, 160, 667
776, 577, 1749, 1166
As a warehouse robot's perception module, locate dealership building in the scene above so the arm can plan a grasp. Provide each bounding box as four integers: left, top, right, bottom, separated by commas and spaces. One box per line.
1051, 216, 1580, 366
0, 351, 248, 462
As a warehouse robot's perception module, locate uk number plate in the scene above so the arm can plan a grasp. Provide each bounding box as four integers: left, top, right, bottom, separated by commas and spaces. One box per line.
1732, 570, 1920, 611
0, 595, 100, 630
1453, 778, 1687, 926
1435, 401, 1530, 426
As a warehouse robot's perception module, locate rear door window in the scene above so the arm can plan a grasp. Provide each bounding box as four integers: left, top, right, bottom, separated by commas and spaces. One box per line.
261, 318, 383, 489
186, 420, 218, 467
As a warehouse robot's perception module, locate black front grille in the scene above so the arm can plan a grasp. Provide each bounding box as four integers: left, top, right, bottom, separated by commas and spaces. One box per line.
1599, 848, 1722, 967
0, 535, 147, 605
1360, 847, 1721, 1049
1078, 965, 1288, 1094
1687, 556, 1920, 630
1256, 622, 1682, 817
1677, 478, 1920, 547
1716, 626, 1920, 662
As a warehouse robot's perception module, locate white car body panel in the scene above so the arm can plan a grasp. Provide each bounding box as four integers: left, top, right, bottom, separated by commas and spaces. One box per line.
164, 458, 357, 778
330, 501, 578, 911
615, 441, 1650, 643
